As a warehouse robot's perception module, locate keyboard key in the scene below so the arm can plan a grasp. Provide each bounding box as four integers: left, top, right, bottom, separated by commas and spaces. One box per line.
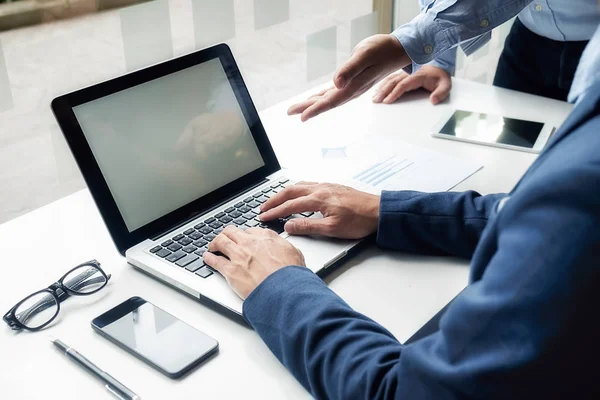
183, 245, 198, 253
150, 246, 162, 253
255, 196, 269, 203
263, 192, 274, 198
243, 212, 256, 220
243, 197, 254, 203
189, 231, 203, 240
194, 223, 206, 230
195, 267, 213, 278
215, 212, 226, 219
253, 192, 263, 198
183, 228, 195, 235
160, 239, 173, 247
279, 178, 289, 184
252, 206, 262, 215
273, 187, 283, 193
234, 202, 245, 208
214, 227, 224, 234
238, 206, 251, 214
192, 239, 208, 248
229, 210, 243, 218
248, 200, 261, 208
194, 246, 208, 257
245, 219, 260, 228
167, 243, 183, 252
262, 188, 272, 193
262, 219, 286, 234
175, 255, 199, 267
209, 221, 223, 229
166, 250, 186, 263
199, 226, 212, 235
185, 260, 204, 273
204, 233, 216, 242
156, 248, 171, 258
233, 217, 247, 225
270, 183, 280, 189
219, 216, 233, 223
301, 212, 314, 217
179, 237, 193, 246
224, 207, 235, 213
204, 217, 216, 224
172, 234, 184, 241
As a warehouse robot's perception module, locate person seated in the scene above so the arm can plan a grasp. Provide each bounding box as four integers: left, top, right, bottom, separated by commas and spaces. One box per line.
203, 1, 600, 397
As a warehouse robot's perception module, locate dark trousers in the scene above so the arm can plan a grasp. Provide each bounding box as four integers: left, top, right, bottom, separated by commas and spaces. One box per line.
493, 18, 589, 101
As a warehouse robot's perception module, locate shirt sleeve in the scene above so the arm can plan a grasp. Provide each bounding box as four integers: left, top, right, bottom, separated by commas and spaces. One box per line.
243, 170, 600, 399
393, 0, 531, 65
376, 190, 506, 259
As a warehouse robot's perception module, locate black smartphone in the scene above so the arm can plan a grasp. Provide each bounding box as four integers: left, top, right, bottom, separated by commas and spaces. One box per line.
91, 296, 219, 379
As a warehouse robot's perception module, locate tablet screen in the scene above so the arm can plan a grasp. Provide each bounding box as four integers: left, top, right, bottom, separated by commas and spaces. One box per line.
438, 110, 545, 148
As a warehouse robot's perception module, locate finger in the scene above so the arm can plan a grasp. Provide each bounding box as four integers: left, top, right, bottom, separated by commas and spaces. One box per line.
300, 87, 353, 122
285, 217, 334, 236
244, 227, 271, 236
208, 233, 240, 259
373, 74, 407, 103
382, 74, 425, 104
429, 79, 452, 105
220, 225, 249, 244
260, 196, 321, 221
287, 87, 332, 115
261, 185, 316, 213
202, 251, 230, 275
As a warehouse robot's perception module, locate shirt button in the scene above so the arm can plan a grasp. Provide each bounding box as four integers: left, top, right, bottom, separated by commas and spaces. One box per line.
480, 19, 489, 28
535, 4, 543, 11
424, 45, 433, 54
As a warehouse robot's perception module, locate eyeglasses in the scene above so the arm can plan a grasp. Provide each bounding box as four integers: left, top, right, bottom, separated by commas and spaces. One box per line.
3, 260, 111, 331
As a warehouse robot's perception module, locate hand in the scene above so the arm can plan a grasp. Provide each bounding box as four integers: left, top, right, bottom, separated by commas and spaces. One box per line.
372, 65, 452, 105
287, 34, 411, 122
203, 226, 306, 299
259, 182, 380, 239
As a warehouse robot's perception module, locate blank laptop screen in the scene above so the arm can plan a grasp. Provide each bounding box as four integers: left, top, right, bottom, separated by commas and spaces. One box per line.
73, 59, 265, 232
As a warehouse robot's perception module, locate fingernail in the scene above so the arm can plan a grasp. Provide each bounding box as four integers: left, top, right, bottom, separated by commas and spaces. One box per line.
337, 76, 346, 89
372, 95, 382, 103
285, 220, 295, 231
431, 96, 438, 104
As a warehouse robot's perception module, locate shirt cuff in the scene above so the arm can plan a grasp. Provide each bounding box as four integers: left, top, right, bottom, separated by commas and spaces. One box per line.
392, 13, 453, 66
243, 266, 325, 326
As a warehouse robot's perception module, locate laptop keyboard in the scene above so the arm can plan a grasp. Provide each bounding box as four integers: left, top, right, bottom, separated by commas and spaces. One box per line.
147, 178, 314, 279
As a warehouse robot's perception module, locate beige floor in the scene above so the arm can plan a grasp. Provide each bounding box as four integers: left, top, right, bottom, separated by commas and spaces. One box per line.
0, 0, 502, 224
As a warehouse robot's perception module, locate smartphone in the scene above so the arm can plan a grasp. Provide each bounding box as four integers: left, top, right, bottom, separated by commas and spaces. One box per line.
91, 296, 219, 379
431, 109, 554, 153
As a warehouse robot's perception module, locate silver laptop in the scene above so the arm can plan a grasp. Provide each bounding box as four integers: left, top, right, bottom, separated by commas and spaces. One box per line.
52, 44, 359, 322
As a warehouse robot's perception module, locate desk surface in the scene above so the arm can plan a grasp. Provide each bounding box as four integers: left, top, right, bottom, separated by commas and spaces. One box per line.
0, 79, 572, 399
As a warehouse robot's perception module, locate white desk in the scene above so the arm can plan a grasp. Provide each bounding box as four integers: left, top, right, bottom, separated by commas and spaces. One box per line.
0, 79, 572, 399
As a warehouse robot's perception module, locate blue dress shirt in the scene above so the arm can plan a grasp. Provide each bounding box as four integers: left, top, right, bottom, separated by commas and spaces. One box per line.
417, 0, 600, 75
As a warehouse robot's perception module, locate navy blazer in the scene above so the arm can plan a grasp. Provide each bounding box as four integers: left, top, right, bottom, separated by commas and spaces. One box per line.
243, 82, 600, 399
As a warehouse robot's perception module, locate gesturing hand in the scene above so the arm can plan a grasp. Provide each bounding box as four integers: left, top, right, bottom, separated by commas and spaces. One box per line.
287, 34, 411, 122
372, 65, 452, 105
203, 226, 306, 300
259, 183, 380, 239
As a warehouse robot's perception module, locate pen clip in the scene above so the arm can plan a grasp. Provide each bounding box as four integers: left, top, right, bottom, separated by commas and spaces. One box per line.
105, 384, 127, 400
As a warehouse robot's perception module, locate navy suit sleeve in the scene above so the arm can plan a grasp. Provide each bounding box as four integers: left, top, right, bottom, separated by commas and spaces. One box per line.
377, 190, 505, 258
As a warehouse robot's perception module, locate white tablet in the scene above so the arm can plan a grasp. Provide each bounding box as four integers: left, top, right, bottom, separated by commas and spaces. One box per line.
431, 109, 554, 153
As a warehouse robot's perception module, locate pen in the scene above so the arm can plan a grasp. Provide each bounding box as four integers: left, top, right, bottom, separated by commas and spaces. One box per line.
48, 336, 140, 400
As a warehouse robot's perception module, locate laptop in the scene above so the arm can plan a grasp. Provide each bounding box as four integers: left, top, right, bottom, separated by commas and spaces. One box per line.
52, 44, 360, 323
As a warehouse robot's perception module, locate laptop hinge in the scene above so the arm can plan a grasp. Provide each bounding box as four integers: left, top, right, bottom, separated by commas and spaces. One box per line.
150, 178, 270, 241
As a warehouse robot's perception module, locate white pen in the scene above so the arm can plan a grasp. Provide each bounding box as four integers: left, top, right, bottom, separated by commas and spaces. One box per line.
48, 336, 140, 400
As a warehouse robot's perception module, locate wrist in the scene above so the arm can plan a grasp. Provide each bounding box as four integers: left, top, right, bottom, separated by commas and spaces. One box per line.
366, 194, 381, 233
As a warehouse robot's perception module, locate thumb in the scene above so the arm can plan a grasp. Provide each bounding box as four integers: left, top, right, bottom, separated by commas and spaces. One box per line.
430, 79, 451, 105
285, 218, 333, 236
333, 49, 370, 89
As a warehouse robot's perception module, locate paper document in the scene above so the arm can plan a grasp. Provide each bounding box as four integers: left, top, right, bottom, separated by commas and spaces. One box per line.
280, 138, 483, 194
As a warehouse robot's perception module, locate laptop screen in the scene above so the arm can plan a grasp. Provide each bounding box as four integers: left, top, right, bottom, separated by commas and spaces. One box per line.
72, 58, 265, 232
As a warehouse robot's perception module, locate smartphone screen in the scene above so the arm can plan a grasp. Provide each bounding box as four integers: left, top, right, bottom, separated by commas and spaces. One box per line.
92, 297, 218, 378
438, 110, 545, 148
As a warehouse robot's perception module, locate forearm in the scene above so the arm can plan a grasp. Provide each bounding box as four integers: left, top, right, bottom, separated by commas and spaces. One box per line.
395, 0, 531, 65
376, 191, 506, 258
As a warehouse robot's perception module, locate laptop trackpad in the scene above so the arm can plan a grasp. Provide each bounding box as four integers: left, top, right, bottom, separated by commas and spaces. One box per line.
285, 234, 357, 273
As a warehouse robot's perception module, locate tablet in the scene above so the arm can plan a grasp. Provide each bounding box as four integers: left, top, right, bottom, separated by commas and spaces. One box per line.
431, 109, 554, 153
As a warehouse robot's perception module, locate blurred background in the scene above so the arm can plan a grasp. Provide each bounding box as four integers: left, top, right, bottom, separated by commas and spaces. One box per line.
0, 0, 514, 223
